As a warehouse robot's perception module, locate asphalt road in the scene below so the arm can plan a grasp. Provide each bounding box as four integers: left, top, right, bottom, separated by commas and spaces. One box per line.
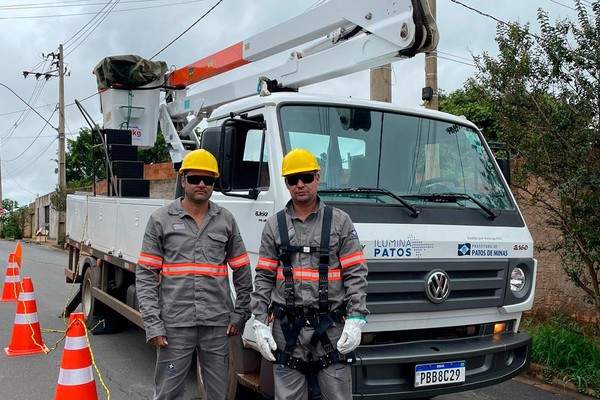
0, 240, 590, 400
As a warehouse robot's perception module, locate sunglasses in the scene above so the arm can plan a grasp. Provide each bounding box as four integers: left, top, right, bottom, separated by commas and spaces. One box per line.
285, 173, 315, 186
185, 175, 215, 186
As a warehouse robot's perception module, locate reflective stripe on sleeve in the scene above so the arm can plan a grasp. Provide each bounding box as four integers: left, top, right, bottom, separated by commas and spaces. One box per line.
257, 257, 278, 271
228, 253, 250, 269
339, 252, 366, 269
138, 252, 163, 268
5, 275, 21, 283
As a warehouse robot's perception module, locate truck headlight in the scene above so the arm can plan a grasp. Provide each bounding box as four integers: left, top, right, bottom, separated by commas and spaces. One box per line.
510, 267, 526, 292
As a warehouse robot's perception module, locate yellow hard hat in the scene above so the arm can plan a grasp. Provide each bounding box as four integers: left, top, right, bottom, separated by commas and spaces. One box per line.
281, 148, 320, 176
179, 149, 220, 177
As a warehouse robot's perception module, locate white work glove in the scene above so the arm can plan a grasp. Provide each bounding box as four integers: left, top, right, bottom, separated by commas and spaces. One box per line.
252, 319, 277, 362
337, 317, 366, 354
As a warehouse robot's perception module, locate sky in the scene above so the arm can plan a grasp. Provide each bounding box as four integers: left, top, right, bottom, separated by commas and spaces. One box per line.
0, 0, 582, 207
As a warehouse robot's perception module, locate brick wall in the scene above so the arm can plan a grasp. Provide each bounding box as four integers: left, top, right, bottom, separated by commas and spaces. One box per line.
94, 163, 177, 195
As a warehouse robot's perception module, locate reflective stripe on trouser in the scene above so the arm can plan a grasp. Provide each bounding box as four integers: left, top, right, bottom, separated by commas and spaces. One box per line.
154, 325, 229, 400
272, 322, 351, 400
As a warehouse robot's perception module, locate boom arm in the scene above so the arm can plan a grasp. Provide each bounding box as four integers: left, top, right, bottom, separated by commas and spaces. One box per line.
159, 0, 437, 163
166, 0, 437, 118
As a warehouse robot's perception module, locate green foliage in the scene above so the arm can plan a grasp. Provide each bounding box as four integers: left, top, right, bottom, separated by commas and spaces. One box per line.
471, 1, 600, 323
523, 315, 600, 396
0, 199, 28, 239
50, 184, 67, 212
66, 127, 104, 186
438, 81, 502, 142
138, 131, 170, 164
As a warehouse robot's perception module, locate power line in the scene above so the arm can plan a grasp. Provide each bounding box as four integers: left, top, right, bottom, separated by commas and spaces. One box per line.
437, 50, 475, 64
64, 0, 121, 58
0, 0, 204, 20
0, 0, 169, 11
3, 109, 57, 163
4, 136, 58, 179
549, 0, 576, 10
448, 0, 509, 26
0, 82, 57, 130
437, 55, 476, 68
64, 0, 120, 48
150, 0, 223, 60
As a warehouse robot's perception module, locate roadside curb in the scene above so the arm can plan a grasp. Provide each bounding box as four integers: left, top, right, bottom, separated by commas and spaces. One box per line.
519, 362, 596, 399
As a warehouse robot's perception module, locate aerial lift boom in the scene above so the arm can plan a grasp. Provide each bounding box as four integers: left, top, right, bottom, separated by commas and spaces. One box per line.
159, 0, 438, 163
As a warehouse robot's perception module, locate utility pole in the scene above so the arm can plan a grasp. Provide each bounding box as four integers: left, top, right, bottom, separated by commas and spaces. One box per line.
57, 44, 66, 244
370, 64, 392, 103
22, 44, 66, 243
423, 0, 438, 110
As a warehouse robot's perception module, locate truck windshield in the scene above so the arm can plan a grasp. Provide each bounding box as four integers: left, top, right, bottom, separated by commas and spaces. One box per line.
279, 105, 513, 211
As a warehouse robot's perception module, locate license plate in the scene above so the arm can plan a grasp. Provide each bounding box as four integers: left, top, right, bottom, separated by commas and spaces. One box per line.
414, 361, 466, 387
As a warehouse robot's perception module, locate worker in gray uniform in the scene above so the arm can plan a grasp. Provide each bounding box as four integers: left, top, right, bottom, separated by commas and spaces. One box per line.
136, 149, 253, 400
251, 148, 369, 400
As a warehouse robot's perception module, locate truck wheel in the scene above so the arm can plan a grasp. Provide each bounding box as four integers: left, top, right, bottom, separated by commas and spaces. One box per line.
81, 266, 124, 334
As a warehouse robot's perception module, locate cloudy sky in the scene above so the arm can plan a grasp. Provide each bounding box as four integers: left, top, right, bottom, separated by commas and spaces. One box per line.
0, 0, 581, 207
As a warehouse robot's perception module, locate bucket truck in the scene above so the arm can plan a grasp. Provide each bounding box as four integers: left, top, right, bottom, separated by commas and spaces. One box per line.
65, 1, 536, 398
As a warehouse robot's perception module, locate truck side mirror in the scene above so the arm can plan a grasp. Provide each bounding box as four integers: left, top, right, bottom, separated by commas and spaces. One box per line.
199, 126, 235, 190
489, 142, 511, 186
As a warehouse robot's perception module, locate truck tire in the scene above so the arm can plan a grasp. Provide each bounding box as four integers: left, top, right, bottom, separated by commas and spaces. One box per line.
81, 266, 126, 334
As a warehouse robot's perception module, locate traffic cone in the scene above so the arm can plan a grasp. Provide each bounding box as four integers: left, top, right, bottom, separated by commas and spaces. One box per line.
4, 277, 48, 356
14, 242, 23, 268
55, 312, 98, 400
0, 254, 21, 302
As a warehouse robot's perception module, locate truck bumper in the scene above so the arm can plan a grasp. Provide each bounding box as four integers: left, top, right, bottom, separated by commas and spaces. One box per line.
352, 331, 531, 399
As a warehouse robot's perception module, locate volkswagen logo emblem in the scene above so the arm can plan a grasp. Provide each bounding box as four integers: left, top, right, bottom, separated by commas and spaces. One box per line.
425, 269, 450, 303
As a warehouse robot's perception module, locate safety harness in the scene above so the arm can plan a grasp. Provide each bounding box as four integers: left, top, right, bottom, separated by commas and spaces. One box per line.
272, 206, 355, 399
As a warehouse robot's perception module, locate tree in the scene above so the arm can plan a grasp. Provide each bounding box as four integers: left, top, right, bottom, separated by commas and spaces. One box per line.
471, 1, 600, 323
438, 81, 502, 142
0, 199, 28, 239
138, 132, 170, 164
65, 128, 105, 186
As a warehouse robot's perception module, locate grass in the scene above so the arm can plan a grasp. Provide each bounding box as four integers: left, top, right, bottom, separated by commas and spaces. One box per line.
521, 314, 600, 396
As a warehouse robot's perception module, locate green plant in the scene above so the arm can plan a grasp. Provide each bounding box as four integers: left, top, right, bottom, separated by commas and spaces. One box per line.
522, 314, 600, 396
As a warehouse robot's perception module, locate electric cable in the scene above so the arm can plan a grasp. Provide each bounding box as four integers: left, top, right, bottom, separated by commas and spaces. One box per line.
149, 0, 223, 60
3, 108, 57, 162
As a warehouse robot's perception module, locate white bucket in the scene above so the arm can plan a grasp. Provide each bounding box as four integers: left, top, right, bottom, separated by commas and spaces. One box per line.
99, 80, 161, 149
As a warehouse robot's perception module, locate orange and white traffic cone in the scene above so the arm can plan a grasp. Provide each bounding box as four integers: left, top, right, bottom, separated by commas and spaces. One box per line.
55, 312, 98, 400
0, 253, 21, 302
4, 277, 48, 356
14, 242, 23, 268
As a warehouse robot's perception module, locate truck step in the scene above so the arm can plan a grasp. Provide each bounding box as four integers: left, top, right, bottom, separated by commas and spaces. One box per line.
237, 373, 260, 391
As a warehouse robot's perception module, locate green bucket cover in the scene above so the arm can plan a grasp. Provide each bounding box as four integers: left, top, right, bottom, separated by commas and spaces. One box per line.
93, 55, 168, 90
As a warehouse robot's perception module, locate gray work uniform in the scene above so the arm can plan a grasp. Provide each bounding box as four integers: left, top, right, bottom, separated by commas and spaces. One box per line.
137, 199, 252, 400
251, 198, 369, 400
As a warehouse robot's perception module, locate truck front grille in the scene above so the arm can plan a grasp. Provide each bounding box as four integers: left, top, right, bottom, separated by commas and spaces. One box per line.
366, 259, 508, 314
